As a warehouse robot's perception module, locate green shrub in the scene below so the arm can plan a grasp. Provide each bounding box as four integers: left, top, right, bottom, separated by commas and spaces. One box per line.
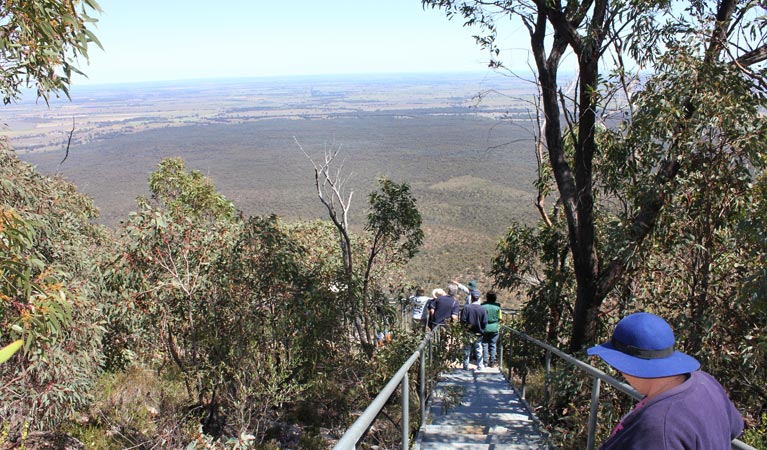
1, 146, 112, 435
742, 413, 767, 450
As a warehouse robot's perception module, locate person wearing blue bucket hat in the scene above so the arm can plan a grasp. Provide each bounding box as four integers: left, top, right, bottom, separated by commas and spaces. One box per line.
588, 312, 743, 450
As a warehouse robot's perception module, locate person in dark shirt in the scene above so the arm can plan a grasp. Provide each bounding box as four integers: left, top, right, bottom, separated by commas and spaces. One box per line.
588, 312, 743, 450
460, 291, 487, 370
428, 284, 460, 330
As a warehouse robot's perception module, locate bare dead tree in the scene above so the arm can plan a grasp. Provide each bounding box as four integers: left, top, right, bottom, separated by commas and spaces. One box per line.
295, 137, 372, 350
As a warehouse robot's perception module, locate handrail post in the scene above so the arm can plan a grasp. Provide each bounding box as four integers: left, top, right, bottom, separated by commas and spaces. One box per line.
499, 329, 504, 371
521, 341, 527, 400
508, 330, 514, 382
402, 372, 409, 450
586, 377, 601, 450
419, 347, 426, 426
428, 331, 433, 367
544, 349, 551, 407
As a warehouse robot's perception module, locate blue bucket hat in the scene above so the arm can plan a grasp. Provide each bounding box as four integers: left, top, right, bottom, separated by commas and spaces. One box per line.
587, 312, 700, 378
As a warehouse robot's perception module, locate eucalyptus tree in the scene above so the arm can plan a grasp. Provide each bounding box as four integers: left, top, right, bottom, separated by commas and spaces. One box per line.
116, 159, 316, 440
118, 159, 240, 408
364, 177, 424, 304
424, 0, 767, 352
0, 0, 101, 104
0, 145, 110, 435
0, 0, 105, 438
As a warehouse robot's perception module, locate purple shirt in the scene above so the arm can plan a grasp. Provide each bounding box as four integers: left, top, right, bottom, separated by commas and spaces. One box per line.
600, 371, 743, 450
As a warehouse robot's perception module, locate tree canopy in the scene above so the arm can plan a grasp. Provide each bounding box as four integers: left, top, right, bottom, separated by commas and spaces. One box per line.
0, 0, 102, 104
423, 0, 767, 350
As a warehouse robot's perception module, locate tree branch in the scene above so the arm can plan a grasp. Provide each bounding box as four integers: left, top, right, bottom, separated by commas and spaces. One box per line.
734, 44, 767, 67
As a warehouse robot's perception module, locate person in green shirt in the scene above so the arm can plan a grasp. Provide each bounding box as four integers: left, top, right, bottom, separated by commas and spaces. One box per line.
481, 291, 502, 368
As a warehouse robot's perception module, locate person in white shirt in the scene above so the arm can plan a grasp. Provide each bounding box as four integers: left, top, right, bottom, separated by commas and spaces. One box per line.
409, 287, 431, 331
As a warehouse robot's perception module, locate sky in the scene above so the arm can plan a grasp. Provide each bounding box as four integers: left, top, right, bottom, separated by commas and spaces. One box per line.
73, 0, 534, 85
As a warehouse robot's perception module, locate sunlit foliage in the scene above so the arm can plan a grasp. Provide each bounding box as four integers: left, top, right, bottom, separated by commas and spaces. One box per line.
0, 0, 102, 103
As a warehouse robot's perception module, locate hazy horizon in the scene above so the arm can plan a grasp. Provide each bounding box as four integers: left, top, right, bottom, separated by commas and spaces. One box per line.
15, 70, 539, 103
70, 0, 534, 86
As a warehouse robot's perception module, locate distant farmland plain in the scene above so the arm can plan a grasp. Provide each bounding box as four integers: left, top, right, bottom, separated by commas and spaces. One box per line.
5, 72, 543, 287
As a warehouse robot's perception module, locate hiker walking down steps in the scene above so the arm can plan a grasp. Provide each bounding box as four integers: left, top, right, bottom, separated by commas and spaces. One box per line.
481, 290, 502, 368
428, 283, 460, 330
460, 291, 487, 371
409, 286, 431, 331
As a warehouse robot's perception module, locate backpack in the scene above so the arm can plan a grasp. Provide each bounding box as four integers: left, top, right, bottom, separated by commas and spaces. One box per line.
420, 298, 433, 324
420, 303, 430, 321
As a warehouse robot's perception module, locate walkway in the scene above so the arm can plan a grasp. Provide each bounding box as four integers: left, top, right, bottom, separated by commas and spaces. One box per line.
416, 366, 550, 450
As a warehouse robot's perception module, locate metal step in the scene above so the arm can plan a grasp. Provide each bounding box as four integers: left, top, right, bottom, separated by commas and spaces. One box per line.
415, 368, 550, 450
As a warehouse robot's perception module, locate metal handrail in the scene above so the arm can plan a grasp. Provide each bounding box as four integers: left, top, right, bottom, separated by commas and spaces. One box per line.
333, 327, 442, 450
499, 326, 756, 450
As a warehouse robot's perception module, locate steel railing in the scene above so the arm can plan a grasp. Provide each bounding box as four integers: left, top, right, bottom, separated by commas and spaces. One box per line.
499, 326, 756, 450
333, 326, 444, 450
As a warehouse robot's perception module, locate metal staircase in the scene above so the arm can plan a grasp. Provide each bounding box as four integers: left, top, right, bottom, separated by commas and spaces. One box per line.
416, 367, 548, 449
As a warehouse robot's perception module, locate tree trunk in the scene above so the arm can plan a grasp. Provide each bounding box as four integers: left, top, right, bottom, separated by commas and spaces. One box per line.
568, 40, 603, 352
534, 30, 605, 352
339, 229, 372, 351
